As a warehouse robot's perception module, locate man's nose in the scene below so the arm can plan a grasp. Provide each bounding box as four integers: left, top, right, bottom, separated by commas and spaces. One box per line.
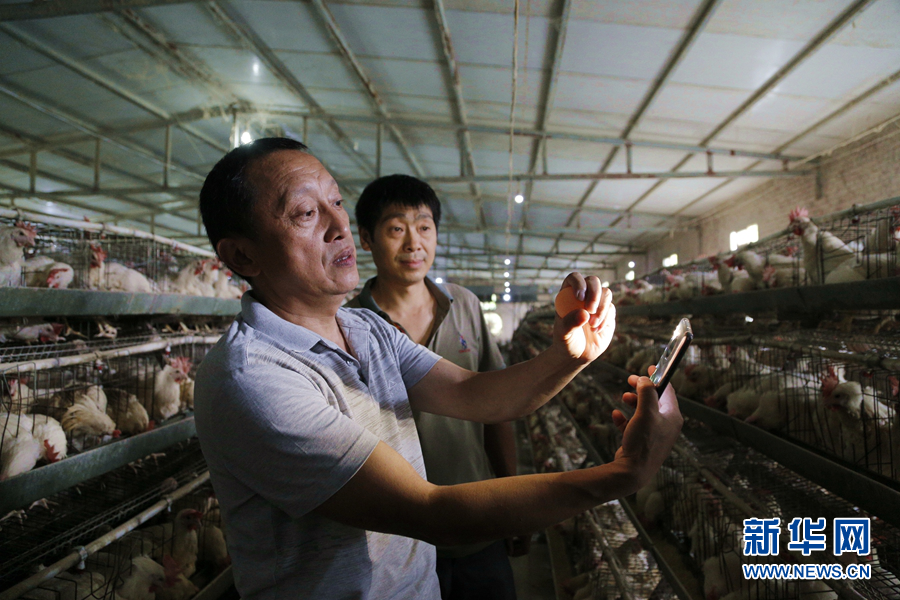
403, 227, 422, 251
324, 205, 350, 242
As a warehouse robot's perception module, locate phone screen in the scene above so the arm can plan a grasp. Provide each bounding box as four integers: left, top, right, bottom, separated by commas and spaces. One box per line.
650, 318, 693, 390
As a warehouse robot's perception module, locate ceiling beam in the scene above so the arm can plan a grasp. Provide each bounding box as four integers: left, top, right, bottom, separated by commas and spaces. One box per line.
0, 0, 194, 21
562, 0, 874, 273
309, 0, 425, 178
0, 78, 207, 182
0, 23, 227, 154
549, 0, 721, 273
205, 0, 375, 178
517, 0, 572, 277
433, 0, 487, 231
340, 169, 807, 186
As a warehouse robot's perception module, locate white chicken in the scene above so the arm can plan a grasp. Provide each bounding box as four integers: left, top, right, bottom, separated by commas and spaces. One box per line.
0, 222, 37, 287
41, 383, 108, 420
789, 207, 856, 284
213, 268, 244, 299
199, 523, 230, 571
824, 252, 895, 284
3, 377, 36, 413
703, 551, 743, 600
106, 388, 151, 436
23, 255, 75, 289
170, 258, 218, 296
136, 509, 204, 579
61, 402, 119, 451
139, 357, 192, 422
863, 206, 900, 253
89, 244, 155, 293
31, 414, 67, 463
179, 377, 194, 413
85, 553, 168, 600
1, 413, 42, 480
13, 323, 66, 344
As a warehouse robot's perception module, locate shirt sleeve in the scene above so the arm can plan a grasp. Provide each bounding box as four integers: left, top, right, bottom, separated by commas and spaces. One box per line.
194, 359, 379, 519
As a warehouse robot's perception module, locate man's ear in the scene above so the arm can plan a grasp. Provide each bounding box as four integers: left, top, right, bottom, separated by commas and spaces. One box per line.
359, 227, 373, 252
216, 238, 261, 279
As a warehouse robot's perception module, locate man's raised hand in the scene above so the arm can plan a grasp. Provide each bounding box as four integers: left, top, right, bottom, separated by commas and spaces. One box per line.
553, 272, 616, 364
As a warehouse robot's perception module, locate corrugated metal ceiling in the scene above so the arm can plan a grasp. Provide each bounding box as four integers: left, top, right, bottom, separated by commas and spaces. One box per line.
0, 0, 897, 287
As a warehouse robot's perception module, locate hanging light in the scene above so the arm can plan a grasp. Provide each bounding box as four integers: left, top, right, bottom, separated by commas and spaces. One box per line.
503, 293, 511, 301
514, 194, 524, 204
240, 131, 253, 145
504, 271, 510, 278
628, 261, 635, 268
504, 258, 511, 265
435, 277, 443, 284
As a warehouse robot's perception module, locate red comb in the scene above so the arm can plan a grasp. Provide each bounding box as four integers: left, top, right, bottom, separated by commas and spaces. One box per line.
44, 439, 60, 463
889, 376, 899, 398
723, 255, 737, 268
14, 221, 37, 235
789, 207, 809, 223
170, 356, 193, 374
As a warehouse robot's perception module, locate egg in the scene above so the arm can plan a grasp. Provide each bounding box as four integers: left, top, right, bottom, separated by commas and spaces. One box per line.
555, 285, 585, 318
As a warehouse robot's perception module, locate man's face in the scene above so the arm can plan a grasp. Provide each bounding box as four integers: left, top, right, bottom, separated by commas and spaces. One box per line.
362, 203, 437, 286
241, 150, 358, 304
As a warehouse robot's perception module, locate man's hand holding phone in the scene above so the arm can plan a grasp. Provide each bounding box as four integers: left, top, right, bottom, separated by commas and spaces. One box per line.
610, 365, 683, 490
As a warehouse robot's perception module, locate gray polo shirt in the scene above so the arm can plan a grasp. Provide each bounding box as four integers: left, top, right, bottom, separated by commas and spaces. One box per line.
194, 293, 442, 600
347, 278, 506, 558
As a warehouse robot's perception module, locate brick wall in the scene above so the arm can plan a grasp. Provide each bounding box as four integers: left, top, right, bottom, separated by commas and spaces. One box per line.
644, 123, 900, 271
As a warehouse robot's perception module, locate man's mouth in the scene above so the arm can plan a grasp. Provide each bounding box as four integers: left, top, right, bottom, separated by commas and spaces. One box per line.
333, 249, 356, 267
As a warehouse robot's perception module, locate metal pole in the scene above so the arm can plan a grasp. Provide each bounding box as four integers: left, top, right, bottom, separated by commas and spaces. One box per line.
231, 111, 239, 149
302, 115, 308, 145
93, 138, 101, 191
28, 150, 36, 193
376, 122, 383, 178
625, 143, 633, 174
163, 124, 171, 188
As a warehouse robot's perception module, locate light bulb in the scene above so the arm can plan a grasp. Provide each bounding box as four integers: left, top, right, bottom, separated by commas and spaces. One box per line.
240, 131, 252, 144
253, 62, 260, 75
503, 293, 511, 301
504, 271, 510, 278
435, 277, 443, 284
514, 194, 524, 204
504, 258, 511, 265
628, 261, 635, 268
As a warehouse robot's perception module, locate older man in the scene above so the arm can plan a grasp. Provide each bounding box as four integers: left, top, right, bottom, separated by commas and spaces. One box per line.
194, 138, 682, 600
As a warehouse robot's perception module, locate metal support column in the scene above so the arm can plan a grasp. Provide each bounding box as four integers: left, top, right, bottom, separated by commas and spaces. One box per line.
28, 150, 36, 193
163, 124, 171, 188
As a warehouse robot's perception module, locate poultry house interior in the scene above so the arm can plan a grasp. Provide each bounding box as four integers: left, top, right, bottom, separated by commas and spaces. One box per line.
0, 0, 899, 598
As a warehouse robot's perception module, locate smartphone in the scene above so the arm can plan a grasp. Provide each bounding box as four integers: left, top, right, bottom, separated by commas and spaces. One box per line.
649, 318, 693, 391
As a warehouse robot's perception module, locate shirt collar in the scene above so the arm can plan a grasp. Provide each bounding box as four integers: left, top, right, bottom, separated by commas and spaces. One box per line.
356, 276, 453, 316
240, 291, 370, 355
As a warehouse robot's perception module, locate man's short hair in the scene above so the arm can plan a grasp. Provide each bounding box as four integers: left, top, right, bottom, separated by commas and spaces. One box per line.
355, 174, 442, 236
200, 137, 309, 254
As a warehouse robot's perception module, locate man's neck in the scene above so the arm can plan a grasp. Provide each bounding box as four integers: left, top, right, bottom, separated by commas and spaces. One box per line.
370, 277, 432, 314
250, 288, 349, 350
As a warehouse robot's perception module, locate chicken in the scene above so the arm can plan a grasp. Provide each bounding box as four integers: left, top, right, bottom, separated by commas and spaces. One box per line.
733, 249, 803, 289
819, 372, 891, 467
61, 402, 118, 451
13, 323, 66, 343
106, 388, 151, 436
716, 255, 754, 293
31, 414, 67, 463
863, 206, 900, 253
199, 523, 230, 570
89, 244, 155, 293
3, 377, 36, 413
824, 252, 895, 284
170, 259, 218, 296
23, 256, 75, 289
21, 571, 106, 600
139, 358, 192, 422
0, 419, 41, 480
625, 347, 661, 375
678, 364, 723, 400
136, 509, 203, 579
0, 222, 37, 287
744, 385, 811, 431
703, 551, 743, 600
40, 383, 108, 420
179, 378, 194, 413
154, 573, 198, 600
789, 207, 856, 284
213, 268, 244, 299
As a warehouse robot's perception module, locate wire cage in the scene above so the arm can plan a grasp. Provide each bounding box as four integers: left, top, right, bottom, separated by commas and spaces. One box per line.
1, 211, 246, 298
0, 336, 219, 481
612, 196, 900, 303
0, 439, 208, 591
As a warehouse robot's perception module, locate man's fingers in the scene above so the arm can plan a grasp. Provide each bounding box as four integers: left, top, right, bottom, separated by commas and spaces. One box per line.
611, 409, 628, 432
627, 374, 640, 387
583, 277, 602, 313
635, 376, 661, 415
561, 308, 589, 333
621, 392, 637, 407
647, 364, 657, 376
657, 383, 679, 416
562, 272, 587, 301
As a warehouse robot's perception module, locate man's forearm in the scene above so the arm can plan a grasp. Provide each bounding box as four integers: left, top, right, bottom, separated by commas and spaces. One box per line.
484, 421, 518, 478
420, 461, 637, 547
